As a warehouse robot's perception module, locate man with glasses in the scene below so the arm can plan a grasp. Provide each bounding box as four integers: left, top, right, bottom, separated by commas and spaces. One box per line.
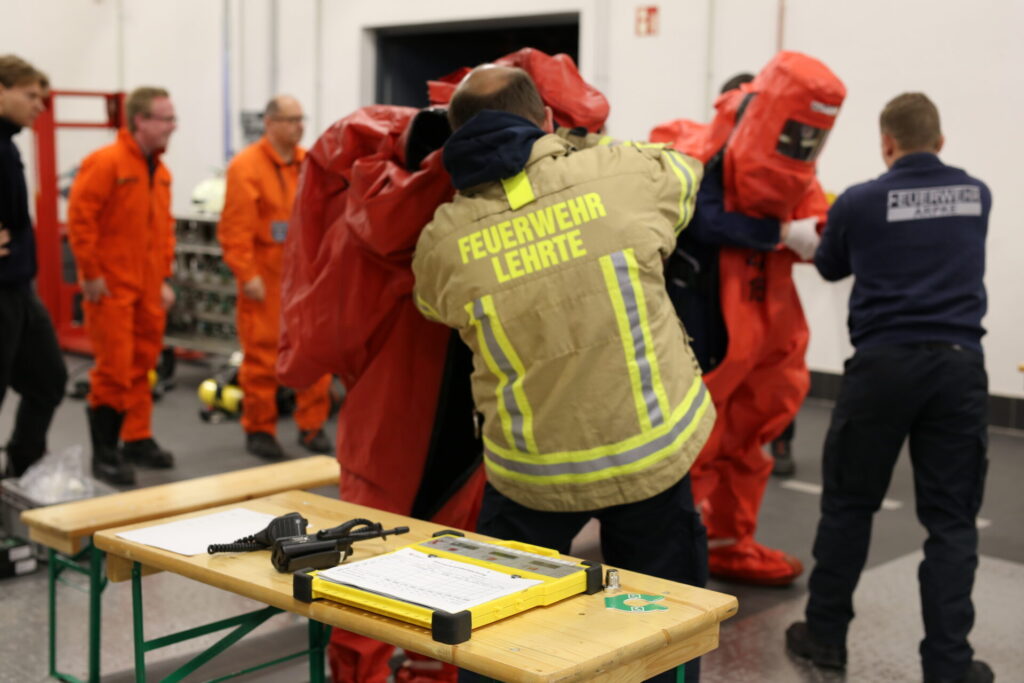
218, 95, 332, 460
68, 87, 179, 485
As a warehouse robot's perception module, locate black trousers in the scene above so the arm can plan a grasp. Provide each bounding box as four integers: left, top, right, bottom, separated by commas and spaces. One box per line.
460, 475, 708, 683
0, 287, 67, 476
805, 344, 988, 680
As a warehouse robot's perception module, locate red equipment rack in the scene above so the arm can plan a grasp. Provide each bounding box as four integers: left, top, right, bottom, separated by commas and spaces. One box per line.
32, 90, 125, 354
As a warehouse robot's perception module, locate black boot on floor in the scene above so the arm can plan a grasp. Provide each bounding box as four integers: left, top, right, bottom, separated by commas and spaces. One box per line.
87, 405, 135, 486
771, 438, 796, 476
122, 438, 175, 468
246, 431, 285, 460
785, 622, 846, 670
298, 428, 332, 454
3, 440, 45, 479
924, 661, 995, 683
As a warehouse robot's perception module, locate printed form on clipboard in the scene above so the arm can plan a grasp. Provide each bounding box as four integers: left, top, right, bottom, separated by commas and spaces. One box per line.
318, 547, 541, 613
293, 532, 604, 644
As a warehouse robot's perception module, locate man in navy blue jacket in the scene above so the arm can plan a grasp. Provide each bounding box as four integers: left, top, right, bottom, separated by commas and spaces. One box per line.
786, 93, 993, 683
0, 55, 67, 479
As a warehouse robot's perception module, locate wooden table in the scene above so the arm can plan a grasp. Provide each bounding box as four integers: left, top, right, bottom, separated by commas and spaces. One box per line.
19, 456, 339, 683
95, 490, 738, 682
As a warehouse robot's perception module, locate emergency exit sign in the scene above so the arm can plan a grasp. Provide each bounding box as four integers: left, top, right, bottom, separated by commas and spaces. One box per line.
636, 6, 659, 36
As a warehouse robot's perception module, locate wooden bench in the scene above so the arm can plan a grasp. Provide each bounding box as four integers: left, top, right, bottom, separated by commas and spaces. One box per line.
20, 455, 339, 683
95, 490, 738, 682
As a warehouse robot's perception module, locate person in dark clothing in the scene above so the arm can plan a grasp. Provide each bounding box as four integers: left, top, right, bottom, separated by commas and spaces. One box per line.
0, 54, 67, 478
786, 93, 994, 683
416, 65, 713, 683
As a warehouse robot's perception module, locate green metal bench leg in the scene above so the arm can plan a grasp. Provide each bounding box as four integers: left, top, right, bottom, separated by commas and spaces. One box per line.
308, 619, 327, 683
47, 542, 107, 683
48, 548, 58, 678
676, 664, 685, 682
132, 562, 146, 683
130, 560, 322, 682
89, 544, 103, 682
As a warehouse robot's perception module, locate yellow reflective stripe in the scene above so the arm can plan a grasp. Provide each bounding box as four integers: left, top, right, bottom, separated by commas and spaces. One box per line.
484, 378, 712, 485
466, 299, 516, 450
486, 375, 705, 464
480, 296, 538, 454
622, 249, 671, 423
597, 135, 614, 146
415, 293, 442, 322
500, 170, 536, 210
600, 253, 651, 431
662, 149, 698, 233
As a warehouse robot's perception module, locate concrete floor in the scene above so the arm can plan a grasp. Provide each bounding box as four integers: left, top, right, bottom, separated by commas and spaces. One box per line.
1, 356, 1021, 682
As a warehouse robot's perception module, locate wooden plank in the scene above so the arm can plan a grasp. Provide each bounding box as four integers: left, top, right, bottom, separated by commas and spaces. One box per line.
94, 490, 737, 682
27, 526, 80, 556
106, 555, 163, 583
20, 456, 338, 551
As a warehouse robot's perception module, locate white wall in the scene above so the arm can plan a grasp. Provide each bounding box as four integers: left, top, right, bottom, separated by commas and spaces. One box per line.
3, 0, 1021, 397
782, 0, 1024, 398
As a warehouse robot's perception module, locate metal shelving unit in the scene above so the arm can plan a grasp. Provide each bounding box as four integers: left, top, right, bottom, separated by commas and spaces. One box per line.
164, 216, 238, 356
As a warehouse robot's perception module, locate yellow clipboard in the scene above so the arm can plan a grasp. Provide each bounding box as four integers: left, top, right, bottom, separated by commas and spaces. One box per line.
294, 530, 602, 643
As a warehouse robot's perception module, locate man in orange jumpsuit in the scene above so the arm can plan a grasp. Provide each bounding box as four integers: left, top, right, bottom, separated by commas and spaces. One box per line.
69, 86, 178, 485
218, 95, 332, 460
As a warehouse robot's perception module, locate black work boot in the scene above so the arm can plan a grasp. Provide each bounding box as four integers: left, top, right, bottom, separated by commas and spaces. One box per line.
246, 432, 285, 460
785, 622, 846, 670
298, 428, 332, 454
3, 440, 45, 478
122, 438, 175, 468
771, 438, 796, 476
87, 405, 135, 486
924, 661, 995, 683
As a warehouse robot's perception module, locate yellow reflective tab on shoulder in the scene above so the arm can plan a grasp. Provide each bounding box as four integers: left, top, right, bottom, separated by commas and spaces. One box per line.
500, 171, 536, 210
415, 293, 442, 322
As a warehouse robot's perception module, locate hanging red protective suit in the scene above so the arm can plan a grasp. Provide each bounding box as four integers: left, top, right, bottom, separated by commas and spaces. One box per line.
278, 106, 478, 683
279, 48, 610, 683
427, 47, 610, 131
651, 51, 845, 585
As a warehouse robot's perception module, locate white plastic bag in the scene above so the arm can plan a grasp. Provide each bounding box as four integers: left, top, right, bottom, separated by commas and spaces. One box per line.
17, 445, 116, 504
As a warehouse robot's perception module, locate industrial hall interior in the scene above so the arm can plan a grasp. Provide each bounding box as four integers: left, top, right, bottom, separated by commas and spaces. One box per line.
1, 1, 1022, 682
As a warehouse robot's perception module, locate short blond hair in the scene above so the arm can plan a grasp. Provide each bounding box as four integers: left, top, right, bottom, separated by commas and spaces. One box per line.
0, 54, 48, 89
125, 86, 170, 132
880, 93, 942, 152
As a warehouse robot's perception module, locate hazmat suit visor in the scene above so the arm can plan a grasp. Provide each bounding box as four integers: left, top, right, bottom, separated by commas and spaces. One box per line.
776, 119, 830, 162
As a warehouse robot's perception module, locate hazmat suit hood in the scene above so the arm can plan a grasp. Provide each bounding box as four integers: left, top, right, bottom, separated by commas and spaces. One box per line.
721, 51, 845, 219
428, 47, 609, 132
652, 51, 845, 221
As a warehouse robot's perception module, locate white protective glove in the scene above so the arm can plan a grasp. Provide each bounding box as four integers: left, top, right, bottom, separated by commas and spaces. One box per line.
781, 217, 821, 261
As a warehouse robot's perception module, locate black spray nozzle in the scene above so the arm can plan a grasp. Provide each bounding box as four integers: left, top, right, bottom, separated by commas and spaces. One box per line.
270, 519, 411, 572
208, 512, 309, 554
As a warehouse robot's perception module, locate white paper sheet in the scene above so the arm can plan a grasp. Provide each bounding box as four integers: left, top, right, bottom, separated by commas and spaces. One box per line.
116, 508, 277, 556
317, 547, 542, 613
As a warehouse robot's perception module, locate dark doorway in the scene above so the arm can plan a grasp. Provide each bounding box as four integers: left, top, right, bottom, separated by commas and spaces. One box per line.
375, 14, 580, 108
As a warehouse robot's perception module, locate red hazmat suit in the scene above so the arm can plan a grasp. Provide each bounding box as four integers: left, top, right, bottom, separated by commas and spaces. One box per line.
652, 51, 845, 585
279, 49, 610, 683
427, 47, 609, 132
278, 106, 479, 682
